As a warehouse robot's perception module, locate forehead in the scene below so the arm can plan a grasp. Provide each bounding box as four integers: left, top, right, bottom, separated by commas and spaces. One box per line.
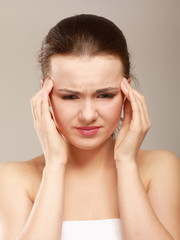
49, 54, 124, 88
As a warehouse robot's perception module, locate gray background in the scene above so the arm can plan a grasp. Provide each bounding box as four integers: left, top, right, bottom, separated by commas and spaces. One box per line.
0, 0, 179, 163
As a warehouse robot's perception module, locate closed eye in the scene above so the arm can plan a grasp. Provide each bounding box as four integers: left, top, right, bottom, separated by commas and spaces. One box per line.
62, 95, 78, 100
97, 94, 114, 98
62, 94, 115, 100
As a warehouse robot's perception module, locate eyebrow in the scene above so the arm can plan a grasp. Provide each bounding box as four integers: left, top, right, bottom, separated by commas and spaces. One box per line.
57, 87, 119, 94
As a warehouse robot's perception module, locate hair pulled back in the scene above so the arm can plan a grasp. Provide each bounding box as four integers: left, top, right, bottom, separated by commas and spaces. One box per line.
38, 14, 134, 82
37, 14, 138, 139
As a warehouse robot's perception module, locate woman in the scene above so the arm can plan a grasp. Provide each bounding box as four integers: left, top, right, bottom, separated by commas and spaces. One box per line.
0, 14, 179, 240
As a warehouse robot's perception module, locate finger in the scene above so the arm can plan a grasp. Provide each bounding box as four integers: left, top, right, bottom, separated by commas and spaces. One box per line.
131, 89, 151, 126
131, 91, 147, 127
122, 78, 151, 126
30, 77, 53, 124
30, 87, 45, 122
129, 88, 142, 128
30, 101, 37, 122
30, 86, 46, 122
121, 97, 132, 127
121, 78, 147, 126
42, 77, 54, 105
31, 94, 44, 125
41, 90, 52, 124
34, 94, 43, 122
30, 88, 43, 103
121, 80, 141, 128
43, 77, 54, 94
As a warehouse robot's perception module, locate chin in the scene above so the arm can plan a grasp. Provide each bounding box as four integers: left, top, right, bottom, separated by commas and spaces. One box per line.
63, 132, 112, 150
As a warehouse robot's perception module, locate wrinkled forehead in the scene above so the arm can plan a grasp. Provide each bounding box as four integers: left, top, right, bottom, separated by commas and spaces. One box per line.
49, 54, 124, 90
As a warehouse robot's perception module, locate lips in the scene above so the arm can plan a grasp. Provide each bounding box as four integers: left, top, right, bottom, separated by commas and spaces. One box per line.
76, 126, 101, 130
76, 126, 101, 136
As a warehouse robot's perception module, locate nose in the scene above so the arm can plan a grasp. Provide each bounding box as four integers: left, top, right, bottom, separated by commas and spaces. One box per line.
78, 99, 98, 123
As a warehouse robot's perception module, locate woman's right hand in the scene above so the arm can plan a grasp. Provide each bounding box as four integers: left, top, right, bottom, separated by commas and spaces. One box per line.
30, 77, 68, 166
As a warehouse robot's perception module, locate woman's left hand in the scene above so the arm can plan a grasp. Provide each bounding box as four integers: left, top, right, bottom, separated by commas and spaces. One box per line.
114, 77, 151, 164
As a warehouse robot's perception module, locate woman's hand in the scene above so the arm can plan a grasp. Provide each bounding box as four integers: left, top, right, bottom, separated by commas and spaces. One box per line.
114, 78, 151, 164
30, 77, 68, 166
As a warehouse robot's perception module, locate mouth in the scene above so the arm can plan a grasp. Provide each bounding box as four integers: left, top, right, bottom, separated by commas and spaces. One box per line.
75, 126, 101, 136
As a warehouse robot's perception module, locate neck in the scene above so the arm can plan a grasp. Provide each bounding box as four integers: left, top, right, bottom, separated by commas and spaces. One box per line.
65, 137, 116, 174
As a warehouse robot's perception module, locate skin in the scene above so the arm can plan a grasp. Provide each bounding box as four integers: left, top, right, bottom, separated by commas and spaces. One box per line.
0, 54, 179, 239
47, 54, 129, 172
37, 55, 180, 239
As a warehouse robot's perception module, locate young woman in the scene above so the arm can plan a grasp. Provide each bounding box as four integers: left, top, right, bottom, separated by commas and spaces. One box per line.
0, 14, 179, 240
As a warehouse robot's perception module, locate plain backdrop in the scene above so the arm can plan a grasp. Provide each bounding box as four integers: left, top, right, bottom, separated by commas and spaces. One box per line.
0, 0, 179, 163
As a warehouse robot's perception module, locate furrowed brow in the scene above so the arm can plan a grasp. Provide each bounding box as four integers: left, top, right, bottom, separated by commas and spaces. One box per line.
96, 87, 119, 93
57, 87, 119, 94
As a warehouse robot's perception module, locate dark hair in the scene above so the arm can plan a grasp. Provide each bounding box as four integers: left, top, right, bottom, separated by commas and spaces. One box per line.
38, 14, 137, 84
37, 13, 138, 138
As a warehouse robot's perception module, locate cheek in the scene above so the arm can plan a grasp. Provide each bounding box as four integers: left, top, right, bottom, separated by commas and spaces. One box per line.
100, 101, 123, 124
50, 94, 123, 129
49, 96, 75, 129
99, 94, 123, 118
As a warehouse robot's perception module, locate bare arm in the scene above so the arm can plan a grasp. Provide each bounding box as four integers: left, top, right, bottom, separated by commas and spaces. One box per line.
17, 162, 66, 240
114, 78, 180, 239
0, 161, 66, 240
115, 150, 180, 240
0, 77, 69, 239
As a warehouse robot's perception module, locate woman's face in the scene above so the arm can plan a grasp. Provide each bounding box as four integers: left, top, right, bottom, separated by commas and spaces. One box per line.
48, 54, 125, 150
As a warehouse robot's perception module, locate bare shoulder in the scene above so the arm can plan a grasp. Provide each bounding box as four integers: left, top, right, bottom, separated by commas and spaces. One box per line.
0, 157, 45, 239
138, 148, 180, 169
138, 148, 180, 190
0, 154, 45, 180
138, 149, 180, 239
0, 155, 45, 201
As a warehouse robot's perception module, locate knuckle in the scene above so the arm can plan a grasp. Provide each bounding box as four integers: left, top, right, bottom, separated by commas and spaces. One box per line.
144, 123, 151, 132
144, 126, 149, 132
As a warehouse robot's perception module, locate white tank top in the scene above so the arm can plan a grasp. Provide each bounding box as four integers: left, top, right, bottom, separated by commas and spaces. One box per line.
61, 218, 124, 240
